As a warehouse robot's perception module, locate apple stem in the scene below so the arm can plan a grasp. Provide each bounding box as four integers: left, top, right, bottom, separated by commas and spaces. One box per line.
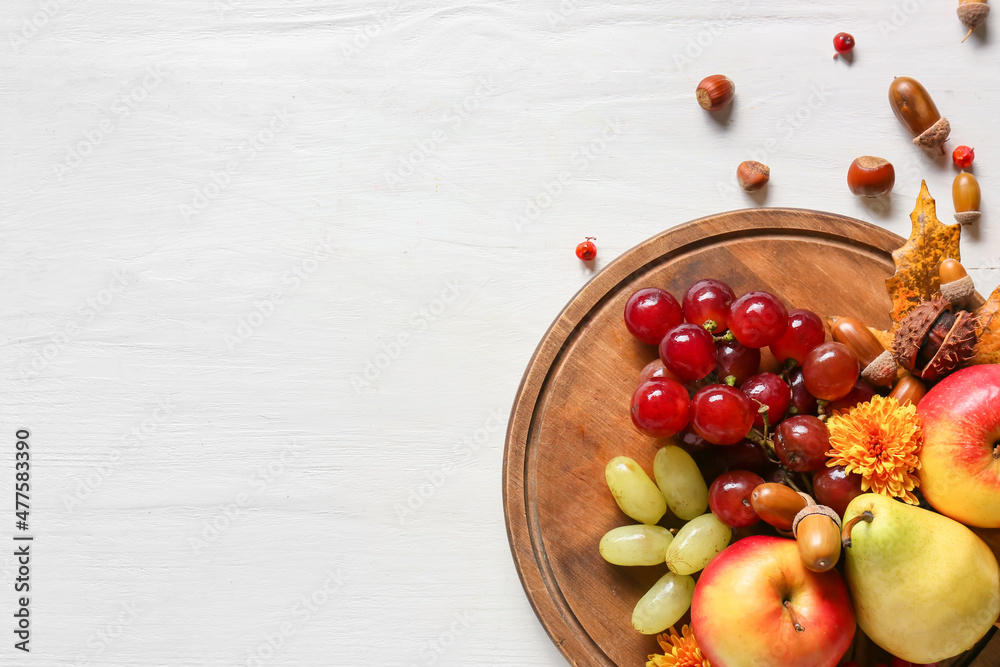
783, 600, 805, 633
993, 444, 1000, 460
841, 510, 874, 548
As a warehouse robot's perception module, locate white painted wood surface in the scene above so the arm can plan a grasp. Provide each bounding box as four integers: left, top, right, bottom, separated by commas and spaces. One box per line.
1, 0, 997, 665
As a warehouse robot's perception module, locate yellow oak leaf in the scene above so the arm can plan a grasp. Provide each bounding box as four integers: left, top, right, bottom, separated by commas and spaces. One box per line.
972, 285, 1000, 365
884, 181, 962, 332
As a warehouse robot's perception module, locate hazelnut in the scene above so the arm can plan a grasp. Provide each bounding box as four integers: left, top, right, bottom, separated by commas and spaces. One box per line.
696, 75, 735, 111
737, 160, 770, 192
847, 156, 895, 197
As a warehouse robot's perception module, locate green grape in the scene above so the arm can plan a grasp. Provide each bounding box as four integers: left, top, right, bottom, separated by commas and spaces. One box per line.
665, 512, 732, 576
631, 571, 695, 635
599, 525, 673, 566
605, 457, 666, 525
653, 444, 709, 520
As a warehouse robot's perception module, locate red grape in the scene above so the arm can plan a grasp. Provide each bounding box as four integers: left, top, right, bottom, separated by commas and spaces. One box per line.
827, 379, 876, 416
682, 278, 735, 333
708, 470, 765, 527
773, 415, 831, 472
624, 287, 683, 346
813, 465, 865, 518
740, 373, 791, 430
660, 323, 718, 382
713, 439, 773, 476
728, 291, 788, 349
769, 309, 826, 364
677, 426, 713, 454
787, 366, 819, 417
630, 379, 690, 438
802, 342, 860, 401
637, 358, 680, 385
715, 340, 761, 385
690, 385, 755, 445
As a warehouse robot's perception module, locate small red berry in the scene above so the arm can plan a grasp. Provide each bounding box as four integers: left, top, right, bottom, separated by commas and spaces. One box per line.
833, 32, 855, 55
953, 145, 975, 168
575, 237, 597, 262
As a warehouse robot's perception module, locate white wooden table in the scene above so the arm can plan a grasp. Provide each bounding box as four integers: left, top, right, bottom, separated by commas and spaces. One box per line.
2, 1, 997, 665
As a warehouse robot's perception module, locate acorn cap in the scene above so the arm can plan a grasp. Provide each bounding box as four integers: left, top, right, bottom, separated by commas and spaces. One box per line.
958, 2, 990, 42
955, 210, 981, 226
940, 274, 976, 305
861, 350, 898, 387
792, 504, 842, 537
914, 117, 951, 151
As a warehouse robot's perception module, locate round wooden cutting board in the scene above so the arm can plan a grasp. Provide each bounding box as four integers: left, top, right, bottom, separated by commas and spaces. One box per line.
502, 209, 997, 667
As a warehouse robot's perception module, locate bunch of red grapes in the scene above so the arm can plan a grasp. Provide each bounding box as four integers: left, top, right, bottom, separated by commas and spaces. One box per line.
624, 279, 870, 528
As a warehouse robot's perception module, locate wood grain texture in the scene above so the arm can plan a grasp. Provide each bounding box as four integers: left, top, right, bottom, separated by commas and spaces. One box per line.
504, 209, 998, 667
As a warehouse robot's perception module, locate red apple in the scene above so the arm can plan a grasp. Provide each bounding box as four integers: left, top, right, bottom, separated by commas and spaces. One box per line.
917, 364, 1000, 527
691, 535, 855, 666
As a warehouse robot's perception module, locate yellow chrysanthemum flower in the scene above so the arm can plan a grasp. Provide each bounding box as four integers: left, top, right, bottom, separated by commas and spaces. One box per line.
646, 625, 711, 667
826, 395, 922, 504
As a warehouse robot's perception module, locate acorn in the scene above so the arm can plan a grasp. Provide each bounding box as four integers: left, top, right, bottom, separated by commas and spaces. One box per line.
889, 375, 928, 407
953, 172, 982, 226
958, 0, 990, 42
888, 77, 951, 153
830, 316, 898, 387
892, 298, 978, 381
750, 483, 812, 532
939, 258, 976, 308
793, 505, 842, 573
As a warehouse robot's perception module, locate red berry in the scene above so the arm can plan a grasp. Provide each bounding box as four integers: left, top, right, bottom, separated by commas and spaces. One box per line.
660, 323, 718, 382
728, 291, 788, 349
833, 32, 855, 54
575, 237, 597, 261
630, 378, 690, 438
690, 385, 756, 445
624, 288, 684, 346
682, 278, 735, 333
952, 145, 975, 169
769, 309, 826, 364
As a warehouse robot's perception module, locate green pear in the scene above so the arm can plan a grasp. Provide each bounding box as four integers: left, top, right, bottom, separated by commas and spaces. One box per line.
842, 493, 1000, 663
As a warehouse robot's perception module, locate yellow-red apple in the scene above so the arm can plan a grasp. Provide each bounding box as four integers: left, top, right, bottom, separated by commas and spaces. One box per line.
918, 364, 1000, 528
691, 535, 855, 666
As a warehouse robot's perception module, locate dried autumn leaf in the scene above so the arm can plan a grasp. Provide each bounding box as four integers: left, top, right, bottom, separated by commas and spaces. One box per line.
972, 285, 1000, 365
885, 181, 962, 331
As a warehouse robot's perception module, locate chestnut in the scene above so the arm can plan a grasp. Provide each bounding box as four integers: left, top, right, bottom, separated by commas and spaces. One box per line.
847, 156, 895, 197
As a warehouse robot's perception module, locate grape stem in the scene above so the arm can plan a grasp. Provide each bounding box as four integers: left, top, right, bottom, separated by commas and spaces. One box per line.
816, 399, 829, 422
712, 330, 735, 343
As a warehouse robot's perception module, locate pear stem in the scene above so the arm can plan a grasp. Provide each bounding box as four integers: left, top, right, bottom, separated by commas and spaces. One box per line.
841, 510, 874, 548
783, 600, 805, 633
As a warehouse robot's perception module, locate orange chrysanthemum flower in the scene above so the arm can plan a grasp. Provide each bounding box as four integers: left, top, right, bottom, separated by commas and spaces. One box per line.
646, 625, 711, 667
825, 395, 922, 504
